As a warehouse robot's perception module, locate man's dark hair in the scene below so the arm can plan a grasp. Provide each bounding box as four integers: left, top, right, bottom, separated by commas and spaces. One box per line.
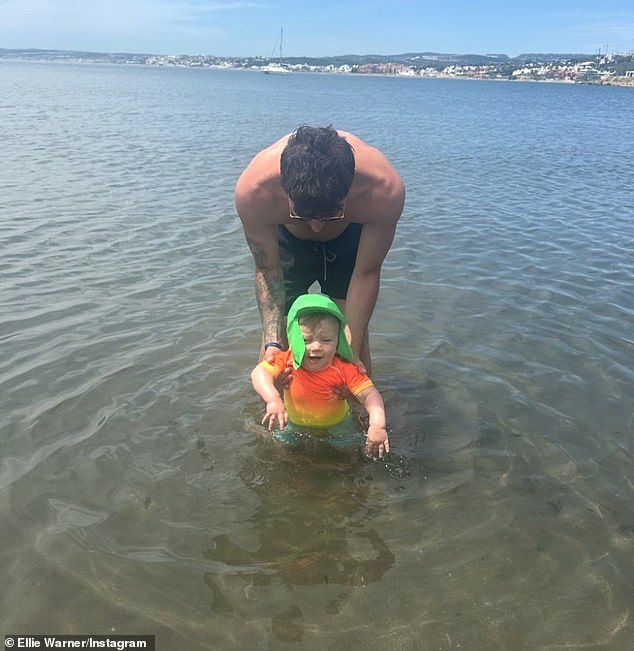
280, 125, 355, 219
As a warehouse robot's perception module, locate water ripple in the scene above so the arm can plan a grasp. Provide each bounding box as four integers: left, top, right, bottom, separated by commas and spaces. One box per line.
1, 63, 633, 649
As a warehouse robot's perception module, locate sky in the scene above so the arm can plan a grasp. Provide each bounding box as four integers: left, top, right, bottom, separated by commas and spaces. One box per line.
1, 0, 633, 58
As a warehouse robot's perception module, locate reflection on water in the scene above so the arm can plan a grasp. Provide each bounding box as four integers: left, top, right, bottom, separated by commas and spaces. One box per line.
203, 448, 395, 642
2, 62, 634, 649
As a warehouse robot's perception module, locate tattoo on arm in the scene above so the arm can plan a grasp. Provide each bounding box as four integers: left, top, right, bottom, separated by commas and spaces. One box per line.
246, 235, 286, 343
255, 271, 285, 342
246, 236, 269, 269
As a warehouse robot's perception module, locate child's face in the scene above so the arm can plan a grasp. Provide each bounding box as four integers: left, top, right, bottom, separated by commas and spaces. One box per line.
298, 315, 339, 372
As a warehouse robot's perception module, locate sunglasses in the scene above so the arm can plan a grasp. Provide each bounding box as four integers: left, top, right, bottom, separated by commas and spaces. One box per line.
289, 201, 346, 222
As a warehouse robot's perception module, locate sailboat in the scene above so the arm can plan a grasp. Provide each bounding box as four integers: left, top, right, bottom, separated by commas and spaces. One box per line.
262, 28, 291, 74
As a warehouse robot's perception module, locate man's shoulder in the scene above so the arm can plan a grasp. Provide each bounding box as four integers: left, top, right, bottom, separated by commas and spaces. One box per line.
241, 134, 289, 178
237, 151, 278, 193
236, 135, 289, 193
345, 138, 404, 223
235, 154, 286, 223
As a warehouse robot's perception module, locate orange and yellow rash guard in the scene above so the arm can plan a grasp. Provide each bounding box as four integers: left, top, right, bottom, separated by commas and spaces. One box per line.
259, 349, 374, 428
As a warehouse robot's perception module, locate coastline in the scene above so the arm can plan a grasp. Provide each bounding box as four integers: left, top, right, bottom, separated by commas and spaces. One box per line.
3, 57, 634, 87
2, 47, 633, 87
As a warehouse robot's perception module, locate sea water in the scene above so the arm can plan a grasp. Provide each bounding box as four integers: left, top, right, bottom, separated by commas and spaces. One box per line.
1, 61, 633, 649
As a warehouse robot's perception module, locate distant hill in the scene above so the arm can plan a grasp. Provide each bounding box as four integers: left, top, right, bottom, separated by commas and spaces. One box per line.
284, 51, 594, 68
0, 47, 595, 68
0, 48, 151, 63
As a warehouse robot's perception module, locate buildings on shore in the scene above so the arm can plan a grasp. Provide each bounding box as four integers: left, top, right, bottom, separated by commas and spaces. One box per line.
2, 48, 633, 86
145, 52, 634, 86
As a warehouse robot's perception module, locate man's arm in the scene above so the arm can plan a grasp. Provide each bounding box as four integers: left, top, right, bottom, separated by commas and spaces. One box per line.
236, 149, 289, 358
235, 164, 287, 356
242, 222, 286, 355
344, 148, 405, 368
344, 211, 401, 366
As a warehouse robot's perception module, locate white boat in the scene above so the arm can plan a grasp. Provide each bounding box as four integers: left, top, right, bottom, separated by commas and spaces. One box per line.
262, 28, 291, 74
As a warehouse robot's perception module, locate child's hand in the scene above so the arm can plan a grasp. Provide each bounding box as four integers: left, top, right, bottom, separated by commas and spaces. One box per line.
262, 398, 288, 431
366, 425, 390, 459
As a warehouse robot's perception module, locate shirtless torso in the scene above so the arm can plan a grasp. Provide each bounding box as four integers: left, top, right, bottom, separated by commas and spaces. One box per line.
235, 129, 405, 373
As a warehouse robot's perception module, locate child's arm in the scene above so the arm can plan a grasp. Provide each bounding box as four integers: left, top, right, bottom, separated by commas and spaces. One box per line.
250, 365, 288, 430
356, 386, 390, 458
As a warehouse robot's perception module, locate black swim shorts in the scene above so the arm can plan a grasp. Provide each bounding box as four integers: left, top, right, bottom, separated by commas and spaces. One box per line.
278, 223, 362, 313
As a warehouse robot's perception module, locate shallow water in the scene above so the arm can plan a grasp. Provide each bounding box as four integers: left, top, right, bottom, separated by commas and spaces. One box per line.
1, 61, 633, 649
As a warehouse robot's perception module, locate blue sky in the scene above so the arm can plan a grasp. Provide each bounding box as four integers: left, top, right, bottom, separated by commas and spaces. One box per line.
1, 0, 632, 57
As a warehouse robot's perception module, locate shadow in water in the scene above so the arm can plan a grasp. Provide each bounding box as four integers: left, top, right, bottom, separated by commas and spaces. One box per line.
202, 441, 395, 641
202, 371, 481, 641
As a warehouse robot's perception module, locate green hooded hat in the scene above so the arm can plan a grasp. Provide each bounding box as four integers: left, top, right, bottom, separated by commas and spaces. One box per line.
286, 294, 354, 370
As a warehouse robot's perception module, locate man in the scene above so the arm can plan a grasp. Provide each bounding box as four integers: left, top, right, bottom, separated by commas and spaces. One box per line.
235, 125, 405, 374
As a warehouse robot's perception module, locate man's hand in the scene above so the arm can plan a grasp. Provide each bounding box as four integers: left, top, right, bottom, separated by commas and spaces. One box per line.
332, 357, 365, 400
274, 367, 292, 393
353, 358, 368, 374
332, 384, 352, 400
263, 344, 282, 364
